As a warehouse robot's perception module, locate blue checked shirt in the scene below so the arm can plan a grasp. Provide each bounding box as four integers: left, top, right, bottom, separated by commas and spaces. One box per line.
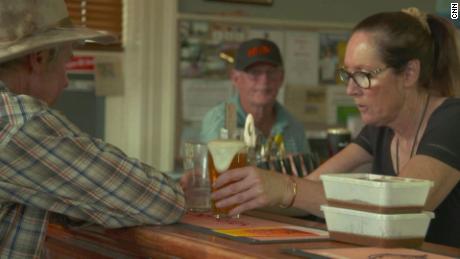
0, 82, 185, 258
200, 95, 310, 154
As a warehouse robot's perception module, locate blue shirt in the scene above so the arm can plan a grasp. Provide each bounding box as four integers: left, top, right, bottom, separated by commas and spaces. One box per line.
200, 95, 310, 154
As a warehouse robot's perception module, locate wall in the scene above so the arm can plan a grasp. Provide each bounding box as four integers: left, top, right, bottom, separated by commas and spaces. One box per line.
104, 0, 438, 172
179, 0, 436, 23
105, 0, 178, 171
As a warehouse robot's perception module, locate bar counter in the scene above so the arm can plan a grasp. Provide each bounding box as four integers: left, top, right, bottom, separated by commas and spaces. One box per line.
45, 211, 460, 258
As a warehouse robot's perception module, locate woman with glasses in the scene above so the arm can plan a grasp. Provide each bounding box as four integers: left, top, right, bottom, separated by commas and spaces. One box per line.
211, 8, 460, 248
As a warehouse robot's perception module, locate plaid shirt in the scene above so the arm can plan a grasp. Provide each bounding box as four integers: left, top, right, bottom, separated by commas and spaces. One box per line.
0, 82, 185, 258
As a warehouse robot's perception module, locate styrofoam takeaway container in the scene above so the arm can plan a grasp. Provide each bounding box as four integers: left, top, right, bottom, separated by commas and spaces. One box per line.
320, 173, 433, 213
321, 205, 434, 247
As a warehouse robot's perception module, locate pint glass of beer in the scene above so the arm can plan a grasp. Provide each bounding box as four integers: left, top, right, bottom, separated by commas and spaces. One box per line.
207, 139, 247, 219
327, 127, 351, 157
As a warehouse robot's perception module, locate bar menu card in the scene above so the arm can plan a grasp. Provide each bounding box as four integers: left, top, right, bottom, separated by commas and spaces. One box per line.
180, 212, 329, 243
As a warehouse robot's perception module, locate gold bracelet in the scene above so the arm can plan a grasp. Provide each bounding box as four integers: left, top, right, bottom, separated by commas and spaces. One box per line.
279, 176, 297, 208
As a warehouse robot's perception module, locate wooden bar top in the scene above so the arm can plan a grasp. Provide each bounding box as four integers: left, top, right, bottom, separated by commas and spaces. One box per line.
45, 211, 460, 258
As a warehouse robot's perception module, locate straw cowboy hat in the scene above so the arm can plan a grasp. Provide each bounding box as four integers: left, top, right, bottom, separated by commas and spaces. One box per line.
0, 0, 116, 64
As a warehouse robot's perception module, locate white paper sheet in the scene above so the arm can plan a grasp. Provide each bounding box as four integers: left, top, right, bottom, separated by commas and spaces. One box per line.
182, 78, 234, 121
285, 31, 319, 87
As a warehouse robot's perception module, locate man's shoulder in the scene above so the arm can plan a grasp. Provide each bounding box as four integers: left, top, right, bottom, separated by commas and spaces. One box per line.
276, 103, 305, 129
203, 96, 240, 120
200, 102, 227, 143
0, 92, 46, 122
207, 101, 227, 113
0, 92, 82, 135
0, 93, 54, 146
203, 102, 227, 121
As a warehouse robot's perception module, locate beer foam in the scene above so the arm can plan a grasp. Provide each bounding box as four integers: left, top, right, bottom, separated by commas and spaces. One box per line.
208, 140, 246, 172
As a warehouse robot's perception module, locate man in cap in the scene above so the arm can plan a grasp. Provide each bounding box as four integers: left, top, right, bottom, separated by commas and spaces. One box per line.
0, 0, 184, 257
200, 38, 309, 154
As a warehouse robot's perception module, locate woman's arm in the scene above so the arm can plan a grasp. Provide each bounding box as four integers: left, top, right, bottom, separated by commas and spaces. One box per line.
307, 143, 373, 180
292, 143, 373, 216
212, 143, 373, 217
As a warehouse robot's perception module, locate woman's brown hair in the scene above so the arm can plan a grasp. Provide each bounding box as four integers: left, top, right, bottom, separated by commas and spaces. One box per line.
352, 10, 460, 96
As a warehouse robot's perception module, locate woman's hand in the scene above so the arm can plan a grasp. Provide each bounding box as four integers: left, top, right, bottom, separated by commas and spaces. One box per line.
211, 166, 292, 217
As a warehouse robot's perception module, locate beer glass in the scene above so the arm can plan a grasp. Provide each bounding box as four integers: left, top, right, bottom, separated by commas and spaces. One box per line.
207, 139, 247, 219
183, 142, 211, 212
327, 127, 351, 157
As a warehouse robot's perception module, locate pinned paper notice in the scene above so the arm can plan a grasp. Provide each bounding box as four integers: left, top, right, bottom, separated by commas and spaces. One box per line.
94, 53, 124, 96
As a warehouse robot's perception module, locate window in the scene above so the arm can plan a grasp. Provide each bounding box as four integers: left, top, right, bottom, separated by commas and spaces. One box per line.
65, 0, 123, 50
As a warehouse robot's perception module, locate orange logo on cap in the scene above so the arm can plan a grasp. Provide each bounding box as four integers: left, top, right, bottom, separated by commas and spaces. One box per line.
247, 45, 271, 57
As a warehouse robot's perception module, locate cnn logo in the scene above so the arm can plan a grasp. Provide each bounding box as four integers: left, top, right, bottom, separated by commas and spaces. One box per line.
452, 3, 459, 19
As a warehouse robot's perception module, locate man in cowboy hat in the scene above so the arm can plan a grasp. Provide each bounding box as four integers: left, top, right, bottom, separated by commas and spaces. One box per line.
0, 0, 185, 257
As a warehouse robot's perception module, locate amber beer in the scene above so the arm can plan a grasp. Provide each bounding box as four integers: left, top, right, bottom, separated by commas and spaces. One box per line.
207, 139, 247, 218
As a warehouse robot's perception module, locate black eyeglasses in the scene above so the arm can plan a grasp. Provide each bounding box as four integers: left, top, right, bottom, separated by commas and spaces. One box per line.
338, 67, 388, 89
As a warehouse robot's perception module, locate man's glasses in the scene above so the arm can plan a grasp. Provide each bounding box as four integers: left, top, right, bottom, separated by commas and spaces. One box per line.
338, 67, 388, 89
244, 66, 283, 80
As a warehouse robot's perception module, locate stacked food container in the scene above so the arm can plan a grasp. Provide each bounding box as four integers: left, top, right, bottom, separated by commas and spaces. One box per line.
320, 173, 434, 247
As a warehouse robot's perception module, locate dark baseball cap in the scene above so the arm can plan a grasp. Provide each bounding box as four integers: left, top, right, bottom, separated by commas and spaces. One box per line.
234, 38, 283, 71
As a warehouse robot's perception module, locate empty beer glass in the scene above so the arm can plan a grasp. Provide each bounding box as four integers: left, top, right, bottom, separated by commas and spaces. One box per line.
183, 142, 211, 212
